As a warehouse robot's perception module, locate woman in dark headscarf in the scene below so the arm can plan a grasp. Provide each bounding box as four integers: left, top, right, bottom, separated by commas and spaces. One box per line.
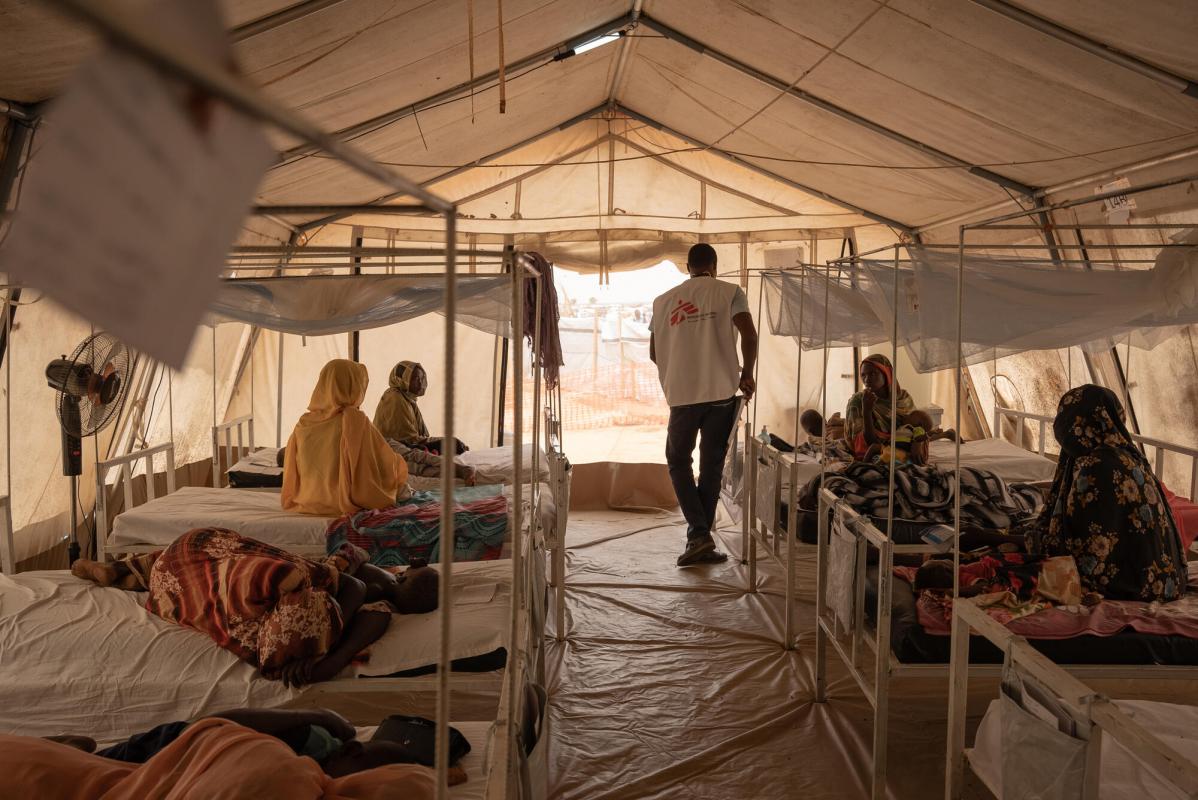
843, 354, 915, 460
1034, 384, 1185, 602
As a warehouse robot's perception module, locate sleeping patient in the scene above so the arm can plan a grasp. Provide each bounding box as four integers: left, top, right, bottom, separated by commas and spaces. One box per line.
72, 527, 438, 687
282, 359, 408, 516
43, 707, 469, 786
1, 716, 437, 800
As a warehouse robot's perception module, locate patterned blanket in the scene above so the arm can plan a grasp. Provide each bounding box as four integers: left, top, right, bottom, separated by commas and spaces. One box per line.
326, 485, 509, 568
820, 461, 1042, 530
144, 528, 352, 677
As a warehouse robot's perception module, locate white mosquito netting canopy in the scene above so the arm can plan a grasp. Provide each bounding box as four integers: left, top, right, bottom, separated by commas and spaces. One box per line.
1, 0, 1198, 566
764, 235, 1198, 373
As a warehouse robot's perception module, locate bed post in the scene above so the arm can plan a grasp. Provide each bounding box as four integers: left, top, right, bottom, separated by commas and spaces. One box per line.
814, 488, 830, 702
744, 429, 757, 590
434, 212, 459, 800
944, 601, 970, 800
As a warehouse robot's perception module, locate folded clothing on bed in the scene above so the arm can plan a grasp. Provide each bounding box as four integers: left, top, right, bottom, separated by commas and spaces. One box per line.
327, 485, 509, 567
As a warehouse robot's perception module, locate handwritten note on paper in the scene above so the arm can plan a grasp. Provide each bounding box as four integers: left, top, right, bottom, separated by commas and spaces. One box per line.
0, 0, 274, 368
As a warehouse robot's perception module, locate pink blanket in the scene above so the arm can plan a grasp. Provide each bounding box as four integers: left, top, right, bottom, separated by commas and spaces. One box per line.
1164, 484, 1198, 551
908, 562, 1198, 639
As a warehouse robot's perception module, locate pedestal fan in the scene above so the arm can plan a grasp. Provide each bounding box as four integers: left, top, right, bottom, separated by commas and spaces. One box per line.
45, 332, 130, 564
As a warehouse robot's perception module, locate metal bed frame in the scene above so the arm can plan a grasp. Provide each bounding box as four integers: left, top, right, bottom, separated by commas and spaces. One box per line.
994, 405, 1198, 500
797, 206, 1198, 799
945, 598, 1198, 800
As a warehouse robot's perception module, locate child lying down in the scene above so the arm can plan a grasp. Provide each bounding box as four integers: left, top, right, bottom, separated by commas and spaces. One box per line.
72, 528, 439, 687
42, 707, 470, 786
912, 552, 1100, 614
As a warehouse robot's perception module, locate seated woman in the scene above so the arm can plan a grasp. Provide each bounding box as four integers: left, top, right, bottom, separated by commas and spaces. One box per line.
843, 354, 916, 460
72, 527, 439, 687
1030, 384, 1185, 602
283, 359, 407, 516
1, 716, 435, 799
374, 360, 468, 456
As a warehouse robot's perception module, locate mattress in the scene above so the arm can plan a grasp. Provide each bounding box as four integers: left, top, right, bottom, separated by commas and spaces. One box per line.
356, 721, 493, 800
459, 444, 551, 484
929, 437, 1056, 483
865, 567, 1198, 665
231, 444, 552, 488
111, 484, 555, 553
971, 698, 1198, 800
0, 561, 513, 742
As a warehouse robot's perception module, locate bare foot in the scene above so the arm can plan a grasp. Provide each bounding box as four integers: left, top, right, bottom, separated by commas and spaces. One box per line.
71, 559, 118, 586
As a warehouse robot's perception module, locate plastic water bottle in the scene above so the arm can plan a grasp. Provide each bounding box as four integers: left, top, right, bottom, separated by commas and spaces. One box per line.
757, 426, 770, 446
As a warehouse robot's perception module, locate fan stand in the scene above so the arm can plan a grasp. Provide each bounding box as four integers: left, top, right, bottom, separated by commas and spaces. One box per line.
60, 396, 83, 565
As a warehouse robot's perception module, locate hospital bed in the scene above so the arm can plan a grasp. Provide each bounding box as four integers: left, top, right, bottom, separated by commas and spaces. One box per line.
0, 557, 522, 738
811, 415, 1198, 800
739, 418, 1057, 649
211, 407, 571, 640
945, 597, 1198, 800
95, 442, 552, 562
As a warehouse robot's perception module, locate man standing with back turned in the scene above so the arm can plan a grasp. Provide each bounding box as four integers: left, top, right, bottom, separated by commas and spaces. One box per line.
650, 244, 758, 566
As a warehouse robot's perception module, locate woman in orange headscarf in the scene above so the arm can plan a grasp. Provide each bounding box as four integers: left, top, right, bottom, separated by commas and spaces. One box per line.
283, 359, 408, 516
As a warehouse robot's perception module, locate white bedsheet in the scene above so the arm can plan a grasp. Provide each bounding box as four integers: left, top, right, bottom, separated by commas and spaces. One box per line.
111, 485, 554, 552
0, 562, 512, 742
971, 697, 1198, 800
930, 437, 1057, 483
460, 444, 550, 484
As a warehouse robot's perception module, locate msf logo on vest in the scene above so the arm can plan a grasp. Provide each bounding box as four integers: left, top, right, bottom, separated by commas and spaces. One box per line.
669, 299, 715, 326
670, 299, 699, 326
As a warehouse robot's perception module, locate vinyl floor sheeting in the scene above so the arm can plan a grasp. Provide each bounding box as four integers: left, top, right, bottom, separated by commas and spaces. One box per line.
544, 511, 1196, 800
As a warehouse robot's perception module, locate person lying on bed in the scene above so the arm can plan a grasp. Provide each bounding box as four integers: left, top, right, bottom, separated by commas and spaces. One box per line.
1, 716, 436, 800
71, 528, 439, 687
374, 360, 468, 456
1027, 384, 1186, 602
283, 358, 408, 516
44, 707, 470, 785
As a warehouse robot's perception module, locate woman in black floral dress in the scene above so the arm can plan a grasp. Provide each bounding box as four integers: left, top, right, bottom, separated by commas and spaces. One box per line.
1033, 384, 1185, 602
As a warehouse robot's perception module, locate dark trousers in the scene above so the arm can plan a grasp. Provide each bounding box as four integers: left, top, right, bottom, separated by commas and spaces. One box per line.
666, 396, 739, 542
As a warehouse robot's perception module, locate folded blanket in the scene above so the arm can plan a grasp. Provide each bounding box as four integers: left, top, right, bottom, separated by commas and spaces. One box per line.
820, 461, 1042, 530
326, 486, 508, 568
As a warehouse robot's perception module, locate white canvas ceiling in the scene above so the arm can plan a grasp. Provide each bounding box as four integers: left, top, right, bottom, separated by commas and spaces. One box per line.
3, 0, 1194, 234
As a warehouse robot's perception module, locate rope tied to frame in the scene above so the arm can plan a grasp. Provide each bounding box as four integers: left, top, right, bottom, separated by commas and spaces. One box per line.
466, 0, 476, 122
496, 0, 506, 113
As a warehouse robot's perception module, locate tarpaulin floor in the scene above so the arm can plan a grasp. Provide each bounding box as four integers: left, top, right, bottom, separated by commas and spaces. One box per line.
544, 511, 1195, 800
